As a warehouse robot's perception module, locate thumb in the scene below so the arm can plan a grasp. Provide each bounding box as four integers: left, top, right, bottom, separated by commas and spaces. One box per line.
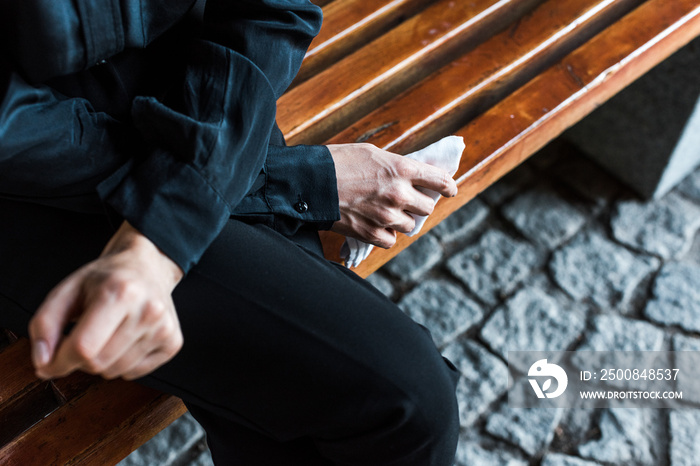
29, 277, 81, 373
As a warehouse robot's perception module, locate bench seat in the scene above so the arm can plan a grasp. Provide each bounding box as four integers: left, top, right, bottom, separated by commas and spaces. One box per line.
2, 0, 699, 462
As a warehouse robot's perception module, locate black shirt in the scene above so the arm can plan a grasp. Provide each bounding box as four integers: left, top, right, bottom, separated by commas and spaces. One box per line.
0, 0, 340, 273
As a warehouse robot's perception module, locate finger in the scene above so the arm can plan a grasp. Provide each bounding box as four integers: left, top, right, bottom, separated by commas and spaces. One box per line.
85, 316, 144, 376
43, 288, 129, 378
387, 212, 416, 235
30, 276, 83, 375
402, 189, 436, 217
121, 350, 170, 381
366, 227, 396, 249
409, 162, 458, 198
120, 334, 183, 381
100, 335, 152, 379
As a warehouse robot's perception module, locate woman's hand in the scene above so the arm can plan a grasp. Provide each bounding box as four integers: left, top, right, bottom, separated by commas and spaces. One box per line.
29, 221, 184, 381
327, 143, 458, 248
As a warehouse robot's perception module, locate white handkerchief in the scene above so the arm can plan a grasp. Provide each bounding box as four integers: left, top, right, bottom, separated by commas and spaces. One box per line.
341, 135, 465, 268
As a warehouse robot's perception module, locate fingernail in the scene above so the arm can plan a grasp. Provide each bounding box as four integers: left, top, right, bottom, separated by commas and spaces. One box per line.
33, 339, 50, 367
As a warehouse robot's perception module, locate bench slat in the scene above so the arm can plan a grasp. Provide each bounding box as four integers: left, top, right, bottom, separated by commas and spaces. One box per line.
323, 0, 700, 276
326, 0, 644, 154
278, 0, 541, 145
0, 377, 185, 466
294, 0, 434, 85
0, 340, 41, 408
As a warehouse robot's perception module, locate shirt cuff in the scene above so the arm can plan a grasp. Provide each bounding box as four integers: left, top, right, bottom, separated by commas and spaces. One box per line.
96, 148, 230, 274
259, 144, 340, 230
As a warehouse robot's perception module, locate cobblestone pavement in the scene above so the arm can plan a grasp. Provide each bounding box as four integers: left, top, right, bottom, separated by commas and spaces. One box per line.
121, 140, 700, 466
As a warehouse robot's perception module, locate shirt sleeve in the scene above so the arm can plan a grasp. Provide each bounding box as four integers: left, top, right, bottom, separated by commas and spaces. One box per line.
2, 0, 338, 273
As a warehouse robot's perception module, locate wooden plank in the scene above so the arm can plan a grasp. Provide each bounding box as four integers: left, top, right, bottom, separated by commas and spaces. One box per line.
0, 382, 61, 448
294, 0, 433, 85
0, 340, 41, 408
322, 0, 700, 277
326, 0, 644, 154
278, 0, 542, 145
0, 377, 185, 466
0, 329, 18, 351
70, 394, 185, 465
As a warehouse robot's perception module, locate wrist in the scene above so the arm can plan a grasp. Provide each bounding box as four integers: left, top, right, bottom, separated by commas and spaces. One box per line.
102, 221, 184, 288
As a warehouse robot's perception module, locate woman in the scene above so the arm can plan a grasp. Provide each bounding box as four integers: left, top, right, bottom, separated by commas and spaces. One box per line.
0, 0, 460, 464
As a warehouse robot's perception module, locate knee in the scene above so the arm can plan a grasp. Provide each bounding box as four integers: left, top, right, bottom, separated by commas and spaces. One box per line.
386, 356, 460, 465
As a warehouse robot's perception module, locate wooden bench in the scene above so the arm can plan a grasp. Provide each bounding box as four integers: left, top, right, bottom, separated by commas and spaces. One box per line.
2, 0, 699, 463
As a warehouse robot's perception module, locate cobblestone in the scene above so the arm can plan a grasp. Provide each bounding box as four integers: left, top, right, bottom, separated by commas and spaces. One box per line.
672, 334, 700, 405
541, 453, 602, 466
669, 410, 700, 466
447, 230, 543, 305
442, 338, 509, 427
550, 230, 659, 309
485, 404, 562, 456
365, 272, 395, 299
119, 413, 204, 466
455, 440, 528, 466
480, 288, 586, 370
578, 409, 665, 466
644, 262, 700, 332
677, 167, 700, 202
501, 185, 588, 248
576, 314, 665, 352
398, 281, 484, 346
611, 192, 700, 259
481, 163, 535, 206
385, 234, 442, 282
432, 198, 489, 243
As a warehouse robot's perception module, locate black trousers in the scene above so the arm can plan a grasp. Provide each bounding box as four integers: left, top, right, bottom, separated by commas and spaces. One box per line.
0, 198, 460, 465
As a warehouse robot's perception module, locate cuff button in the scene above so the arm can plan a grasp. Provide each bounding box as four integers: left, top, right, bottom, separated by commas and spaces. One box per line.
294, 201, 309, 213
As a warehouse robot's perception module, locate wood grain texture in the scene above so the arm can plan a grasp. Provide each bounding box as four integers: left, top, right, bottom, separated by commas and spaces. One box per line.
0, 375, 185, 465
324, 0, 700, 277
0, 340, 41, 408
326, 0, 643, 154
278, 0, 541, 145
294, 0, 433, 85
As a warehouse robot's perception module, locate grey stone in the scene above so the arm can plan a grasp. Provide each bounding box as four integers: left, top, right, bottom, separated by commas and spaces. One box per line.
644, 262, 700, 332
564, 37, 700, 199
385, 234, 442, 281
550, 230, 659, 309
119, 413, 204, 466
673, 333, 700, 352
480, 288, 586, 370
442, 339, 509, 426
541, 453, 601, 466
677, 167, 700, 202
670, 410, 700, 466
365, 272, 395, 299
447, 230, 543, 305
455, 441, 528, 466
481, 163, 535, 206
432, 198, 489, 243
672, 334, 700, 406
501, 185, 588, 248
578, 409, 666, 465
485, 404, 562, 456
189, 447, 215, 466
398, 280, 484, 346
576, 314, 665, 352
611, 193, 700, 259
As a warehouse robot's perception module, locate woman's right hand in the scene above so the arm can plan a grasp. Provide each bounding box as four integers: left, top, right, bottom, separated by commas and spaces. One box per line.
327, 143, 457, 248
